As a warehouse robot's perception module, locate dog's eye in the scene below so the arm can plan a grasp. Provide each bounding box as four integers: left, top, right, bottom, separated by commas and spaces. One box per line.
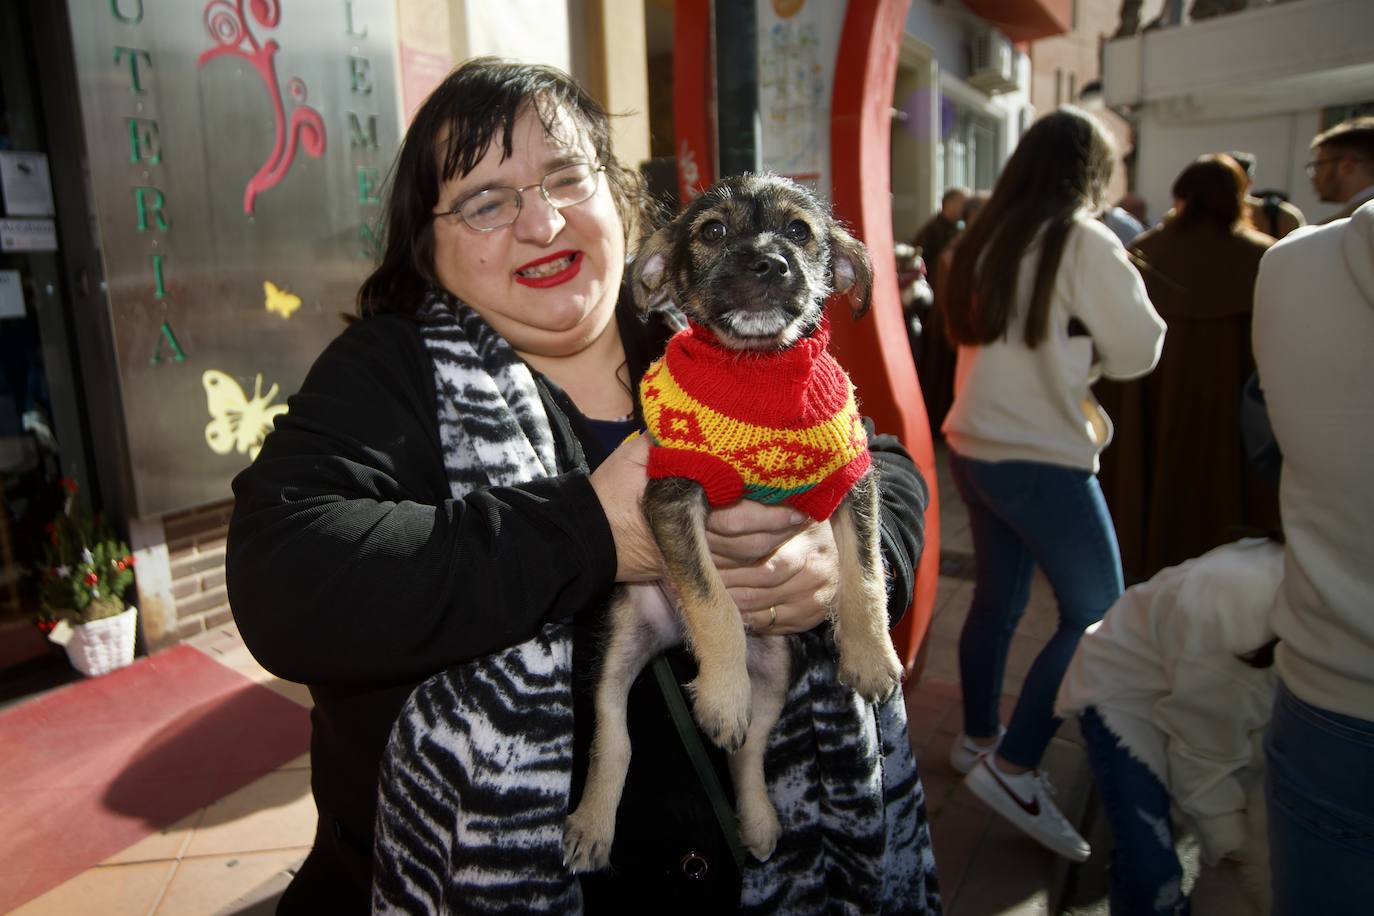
783, 220, 812, 243
700, 220, 726, 243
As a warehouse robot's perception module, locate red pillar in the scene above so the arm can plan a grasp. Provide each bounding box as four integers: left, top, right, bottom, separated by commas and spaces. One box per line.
829, 0, 940, 675
672, 0, 715, 204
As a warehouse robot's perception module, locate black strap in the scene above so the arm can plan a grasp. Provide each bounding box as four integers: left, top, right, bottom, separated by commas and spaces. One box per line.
1263, 196, 1282, 237
651, 654, 748, 871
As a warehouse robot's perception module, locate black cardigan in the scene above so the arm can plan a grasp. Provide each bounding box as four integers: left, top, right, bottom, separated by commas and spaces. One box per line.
226, 296, 927, 913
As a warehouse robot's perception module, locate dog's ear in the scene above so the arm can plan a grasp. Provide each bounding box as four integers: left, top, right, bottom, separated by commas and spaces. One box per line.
631, 223, 677, 313
828, 222, 873, 319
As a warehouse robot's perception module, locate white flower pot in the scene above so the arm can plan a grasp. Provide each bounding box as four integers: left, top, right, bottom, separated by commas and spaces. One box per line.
58, 606, 138, 677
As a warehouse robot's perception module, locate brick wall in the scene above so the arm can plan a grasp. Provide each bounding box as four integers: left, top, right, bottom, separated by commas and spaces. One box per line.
162, 499, 234, 640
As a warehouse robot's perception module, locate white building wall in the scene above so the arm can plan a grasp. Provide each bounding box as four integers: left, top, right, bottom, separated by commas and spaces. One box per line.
903, 1, 976, 82
1135, 108, 1329, 227
893, 1, 1033, 240
456, 0, 572, 71
1105, 0, 1374, 226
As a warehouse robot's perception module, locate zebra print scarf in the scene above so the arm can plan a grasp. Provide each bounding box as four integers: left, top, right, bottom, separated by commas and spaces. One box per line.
372, 289, 941, 914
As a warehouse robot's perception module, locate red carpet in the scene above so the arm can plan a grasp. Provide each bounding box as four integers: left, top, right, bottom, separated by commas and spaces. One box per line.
0, 644, 311, 911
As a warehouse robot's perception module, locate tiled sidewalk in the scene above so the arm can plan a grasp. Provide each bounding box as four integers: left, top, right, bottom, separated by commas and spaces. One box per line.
13, 444, 1114, 915
906, 442, 1100, 916
19, 632, 1089, 916
11, 628, 314, 916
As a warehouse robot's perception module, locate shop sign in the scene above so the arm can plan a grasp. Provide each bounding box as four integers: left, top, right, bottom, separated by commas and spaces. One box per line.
0, 151, 56, 216
0, 218, 58, 253
66, 0, 400, 516
756, 0, 844, 200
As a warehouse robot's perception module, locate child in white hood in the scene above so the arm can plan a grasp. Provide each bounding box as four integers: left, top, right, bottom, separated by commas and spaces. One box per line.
1056, 537, 1283, 915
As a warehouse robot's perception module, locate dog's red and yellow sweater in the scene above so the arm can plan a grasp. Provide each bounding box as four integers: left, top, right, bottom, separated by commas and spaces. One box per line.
640, 319, 870, 521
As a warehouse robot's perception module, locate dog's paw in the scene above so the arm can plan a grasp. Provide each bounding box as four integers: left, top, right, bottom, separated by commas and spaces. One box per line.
837, 638, 903, 703
563, 809, 614, 873
738, 795, 782, 862
688, 667, 752, 752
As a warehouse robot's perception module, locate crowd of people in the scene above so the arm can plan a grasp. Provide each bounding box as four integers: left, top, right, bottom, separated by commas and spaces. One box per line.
220, 46, 1372, 915
1097, 153, 1279, 582
915, 111, 1374, 914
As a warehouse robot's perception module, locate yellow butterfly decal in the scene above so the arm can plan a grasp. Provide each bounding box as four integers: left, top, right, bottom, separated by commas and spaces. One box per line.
264, 280, 302, 319
202, 370, 289, 460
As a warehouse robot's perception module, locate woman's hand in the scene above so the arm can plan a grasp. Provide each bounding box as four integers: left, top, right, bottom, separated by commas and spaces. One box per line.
588, 434, 662, 582
593, 448, 841, 629
706, 502, 839, 635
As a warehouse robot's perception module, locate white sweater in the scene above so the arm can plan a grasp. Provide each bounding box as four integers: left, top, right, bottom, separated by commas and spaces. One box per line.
1056, 539, 1283, 864
943, 214, 1166, 471
1253, 200, 1374, 721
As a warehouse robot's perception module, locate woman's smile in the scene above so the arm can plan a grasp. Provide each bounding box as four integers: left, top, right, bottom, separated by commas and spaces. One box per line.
515, 249, 583, 287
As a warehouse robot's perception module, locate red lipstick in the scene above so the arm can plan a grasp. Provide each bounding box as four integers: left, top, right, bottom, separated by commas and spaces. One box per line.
514, 250, 582, 288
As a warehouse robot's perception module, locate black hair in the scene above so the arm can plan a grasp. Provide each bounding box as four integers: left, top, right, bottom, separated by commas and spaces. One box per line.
962, 191, 992, 224
1169, 154, 1248, 231
944, 107, 1114, 349
357, 57, 644, 317
1226, 150, 1257, 180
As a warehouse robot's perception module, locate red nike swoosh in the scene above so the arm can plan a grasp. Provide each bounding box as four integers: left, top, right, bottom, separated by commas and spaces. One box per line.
983, 761, 1041, 817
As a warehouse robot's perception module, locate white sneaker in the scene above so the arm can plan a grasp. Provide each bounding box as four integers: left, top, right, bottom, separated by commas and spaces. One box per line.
949, 727, 1005, 775
964, 757, 1091, 863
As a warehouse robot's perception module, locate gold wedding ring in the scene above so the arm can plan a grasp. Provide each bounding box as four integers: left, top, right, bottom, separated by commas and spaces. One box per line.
767, 606, 778, 630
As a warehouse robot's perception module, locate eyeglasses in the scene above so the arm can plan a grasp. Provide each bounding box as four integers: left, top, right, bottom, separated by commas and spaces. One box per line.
1305, 156, 1342, 178
434, 162, 605, 231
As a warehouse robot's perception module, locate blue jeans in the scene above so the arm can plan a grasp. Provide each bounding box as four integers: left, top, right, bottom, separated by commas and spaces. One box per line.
1265, 680, 1374, 914
948, 452, 1123, 767
1080, 709, 1189, 916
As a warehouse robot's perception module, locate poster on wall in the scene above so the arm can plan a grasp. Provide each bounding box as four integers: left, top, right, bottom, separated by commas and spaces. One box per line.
65, 0, 401, 517
756, 0, 844, 201
0, 218, 58, 253
0, 151, 56, 216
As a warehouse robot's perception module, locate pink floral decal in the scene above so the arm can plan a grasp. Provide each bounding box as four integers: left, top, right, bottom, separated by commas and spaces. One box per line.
198, 0, 326, 214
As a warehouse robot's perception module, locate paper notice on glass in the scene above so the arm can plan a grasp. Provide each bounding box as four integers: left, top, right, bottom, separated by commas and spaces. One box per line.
0, 218, 58, 253
0, 270, 24, 319
0, 151, 55, 217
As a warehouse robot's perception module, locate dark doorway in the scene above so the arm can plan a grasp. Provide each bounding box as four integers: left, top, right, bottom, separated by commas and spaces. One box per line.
0, 0, 96, 692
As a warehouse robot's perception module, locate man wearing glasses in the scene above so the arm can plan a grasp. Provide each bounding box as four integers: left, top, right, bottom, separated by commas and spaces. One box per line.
1307, 116, 1374, 223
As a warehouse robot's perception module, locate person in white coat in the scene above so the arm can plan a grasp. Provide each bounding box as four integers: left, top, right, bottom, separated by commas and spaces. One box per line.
1057, 538, 1283, 915
940, 106, 1166, 863
1253, 199, 1374, 914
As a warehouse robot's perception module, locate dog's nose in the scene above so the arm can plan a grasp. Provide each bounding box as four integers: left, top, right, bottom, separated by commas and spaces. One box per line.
748, 252, 789, 278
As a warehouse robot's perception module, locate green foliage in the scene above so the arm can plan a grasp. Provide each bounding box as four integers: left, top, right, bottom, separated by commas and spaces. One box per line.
36, 480, 136, 625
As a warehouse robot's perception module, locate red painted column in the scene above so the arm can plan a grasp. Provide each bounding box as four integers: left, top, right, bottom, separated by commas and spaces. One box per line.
672, 0, 715, 204
829, 0, 940, 674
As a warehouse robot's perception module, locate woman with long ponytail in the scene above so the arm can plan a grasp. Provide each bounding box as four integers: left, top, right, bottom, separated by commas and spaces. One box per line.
940, 107, 1166, 862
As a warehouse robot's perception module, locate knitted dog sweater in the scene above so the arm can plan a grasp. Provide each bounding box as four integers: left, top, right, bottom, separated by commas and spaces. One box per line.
641, 319, 870, 520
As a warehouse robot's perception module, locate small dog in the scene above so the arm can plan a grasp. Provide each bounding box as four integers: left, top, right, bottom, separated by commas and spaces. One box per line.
563, 174, 904, 872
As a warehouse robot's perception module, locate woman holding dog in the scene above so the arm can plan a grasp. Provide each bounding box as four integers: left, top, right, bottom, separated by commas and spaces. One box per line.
940, 107, 1166, 862
227, 58, 939, 914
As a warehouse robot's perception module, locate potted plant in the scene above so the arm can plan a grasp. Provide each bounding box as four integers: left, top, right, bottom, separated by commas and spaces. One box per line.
35, 478, 139, 677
